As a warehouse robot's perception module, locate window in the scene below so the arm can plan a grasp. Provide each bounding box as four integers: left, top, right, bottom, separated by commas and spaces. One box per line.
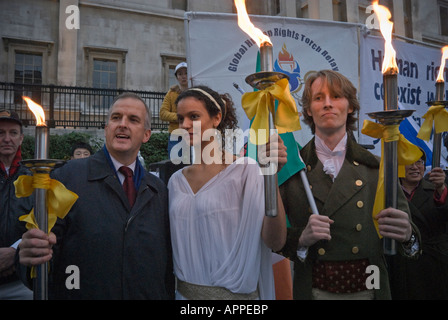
14, 52, 43, 104
171, 0, 187, 11
168, 65, 177, 88
15, 52, 42, 85
93, 59, 117, 89
84, 46, 127, 109
3, 37, 53, 107
232, 0, 279, 15
92, 59, 117, 109
161, 55, 185, 91
441, 3, 448, 36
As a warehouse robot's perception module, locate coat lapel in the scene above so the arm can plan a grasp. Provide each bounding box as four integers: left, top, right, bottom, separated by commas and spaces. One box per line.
87, 150, 132, 215
131, 174, 157, 214
323, 159, 365, 217
300, 136, 378, 217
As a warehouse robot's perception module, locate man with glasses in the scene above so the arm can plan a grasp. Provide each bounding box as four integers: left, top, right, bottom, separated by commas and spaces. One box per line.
390, 149, 448, 299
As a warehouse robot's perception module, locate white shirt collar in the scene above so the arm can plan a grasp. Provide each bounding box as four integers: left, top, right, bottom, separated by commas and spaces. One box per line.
315, 133, 347, 181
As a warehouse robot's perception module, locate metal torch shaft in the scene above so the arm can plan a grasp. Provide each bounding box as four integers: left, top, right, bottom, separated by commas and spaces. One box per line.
383, 139, 398, 255
33, 126, 49, 300
383, 73, 399, 255
260, 43, 278, 217
432, 81, 445, 169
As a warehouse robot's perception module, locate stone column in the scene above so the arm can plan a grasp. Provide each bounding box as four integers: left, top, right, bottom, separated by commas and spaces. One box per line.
57, 0, 79, 86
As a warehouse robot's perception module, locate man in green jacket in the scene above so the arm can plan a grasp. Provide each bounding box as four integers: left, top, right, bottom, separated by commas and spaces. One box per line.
279, 70, 419, 300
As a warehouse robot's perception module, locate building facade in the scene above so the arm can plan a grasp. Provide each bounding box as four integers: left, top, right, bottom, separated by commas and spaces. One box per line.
0, 0, 446, 131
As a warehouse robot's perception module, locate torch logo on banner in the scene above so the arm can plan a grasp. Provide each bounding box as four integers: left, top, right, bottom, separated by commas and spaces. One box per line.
274, 44, 303, 96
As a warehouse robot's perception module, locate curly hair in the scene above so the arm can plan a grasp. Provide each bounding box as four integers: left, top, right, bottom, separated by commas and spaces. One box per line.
175, 85, 238, 152
301, 70, 360, 134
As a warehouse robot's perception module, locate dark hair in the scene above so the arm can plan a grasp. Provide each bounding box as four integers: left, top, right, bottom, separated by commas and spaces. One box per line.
71, 141, 93, 156
175, 85, 238, 151
301, 70, 360, 134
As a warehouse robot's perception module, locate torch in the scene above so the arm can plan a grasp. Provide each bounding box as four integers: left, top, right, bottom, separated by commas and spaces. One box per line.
430, 47, 448, 169
366, 2, 415, 255
234, 0, 318, 217
234, 0, 281, 217
22, 97, 64, 300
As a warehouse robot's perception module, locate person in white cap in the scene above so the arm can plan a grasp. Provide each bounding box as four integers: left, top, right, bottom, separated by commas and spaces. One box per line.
160, 62, 188, 160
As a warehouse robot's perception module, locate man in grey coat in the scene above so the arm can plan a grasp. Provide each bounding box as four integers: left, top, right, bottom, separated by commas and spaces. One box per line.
18, 93, 174, 299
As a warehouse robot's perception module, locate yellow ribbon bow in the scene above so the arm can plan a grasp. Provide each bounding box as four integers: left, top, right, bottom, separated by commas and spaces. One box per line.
361, 120, 423, 237
242, 78, 301, 145
416, 104, 448, 141
15, 173, 78, 233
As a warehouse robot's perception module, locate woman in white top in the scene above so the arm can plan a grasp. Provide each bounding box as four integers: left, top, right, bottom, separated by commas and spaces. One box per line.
168, 85, 286, 300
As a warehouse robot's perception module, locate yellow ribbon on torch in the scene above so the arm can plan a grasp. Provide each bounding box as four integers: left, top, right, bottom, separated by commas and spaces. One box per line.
361, 120, 423, 237
242, 78, 301, 145
416, 105, 448, 141
14, 173, 78, 233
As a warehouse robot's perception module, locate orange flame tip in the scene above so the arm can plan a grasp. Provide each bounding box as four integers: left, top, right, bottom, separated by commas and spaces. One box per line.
372, 1, 399, 74
23, 96, 46, 126
436, 46, 448, 82
234, 0, 272, 47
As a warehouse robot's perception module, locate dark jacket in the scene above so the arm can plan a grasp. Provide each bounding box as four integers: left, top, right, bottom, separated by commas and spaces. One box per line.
280, 137, 415, 300
21, 149, 174, 299
389, 179, 448, 299
0, 164, 33, 285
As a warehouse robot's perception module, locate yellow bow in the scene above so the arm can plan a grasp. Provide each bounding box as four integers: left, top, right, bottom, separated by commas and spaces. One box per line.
242, 78, 301, 145
361, 120, 423, 237
417, 105, 448, 141
15, 173, 78, 233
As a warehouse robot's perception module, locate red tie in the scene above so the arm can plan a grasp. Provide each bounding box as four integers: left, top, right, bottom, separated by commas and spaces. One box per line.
119, 166, 137, 208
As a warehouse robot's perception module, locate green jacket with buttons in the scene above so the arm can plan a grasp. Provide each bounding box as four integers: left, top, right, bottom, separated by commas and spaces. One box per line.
279, 136, 417, 300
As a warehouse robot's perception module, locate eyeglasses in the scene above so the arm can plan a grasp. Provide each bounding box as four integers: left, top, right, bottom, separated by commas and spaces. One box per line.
410, 159, 425, 167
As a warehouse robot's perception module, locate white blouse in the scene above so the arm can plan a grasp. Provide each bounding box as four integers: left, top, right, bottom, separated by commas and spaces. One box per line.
168, 157, 275, 300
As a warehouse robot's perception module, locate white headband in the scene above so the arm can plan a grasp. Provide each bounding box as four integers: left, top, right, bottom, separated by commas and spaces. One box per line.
187, 88, 225, 117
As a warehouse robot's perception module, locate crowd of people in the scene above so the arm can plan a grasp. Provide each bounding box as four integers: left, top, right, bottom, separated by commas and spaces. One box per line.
0, 69, 446, 300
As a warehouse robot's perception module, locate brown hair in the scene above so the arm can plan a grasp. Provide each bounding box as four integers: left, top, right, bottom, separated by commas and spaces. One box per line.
301, 70, 360, 134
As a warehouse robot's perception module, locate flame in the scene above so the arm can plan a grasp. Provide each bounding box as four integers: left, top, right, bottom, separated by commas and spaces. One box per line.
372, 1, 398, 74
23, 96, 46, 126
234, 0, 271, 47
278, 44, 294, 62
436, 46, 448, 82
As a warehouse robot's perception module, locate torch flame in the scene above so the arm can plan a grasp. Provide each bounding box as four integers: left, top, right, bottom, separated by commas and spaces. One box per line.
372, 1, 399, 74
436, 46, 448, 82
23, 96, 46, 126
234, 0, 272, 47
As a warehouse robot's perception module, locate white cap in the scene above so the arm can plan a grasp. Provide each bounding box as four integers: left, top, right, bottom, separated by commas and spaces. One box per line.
174, 62, 187, 75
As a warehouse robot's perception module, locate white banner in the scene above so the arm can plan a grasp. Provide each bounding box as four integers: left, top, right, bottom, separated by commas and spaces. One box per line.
185, 12, 447, 168
359, 35, 447, 168
185, 12, 359, 148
